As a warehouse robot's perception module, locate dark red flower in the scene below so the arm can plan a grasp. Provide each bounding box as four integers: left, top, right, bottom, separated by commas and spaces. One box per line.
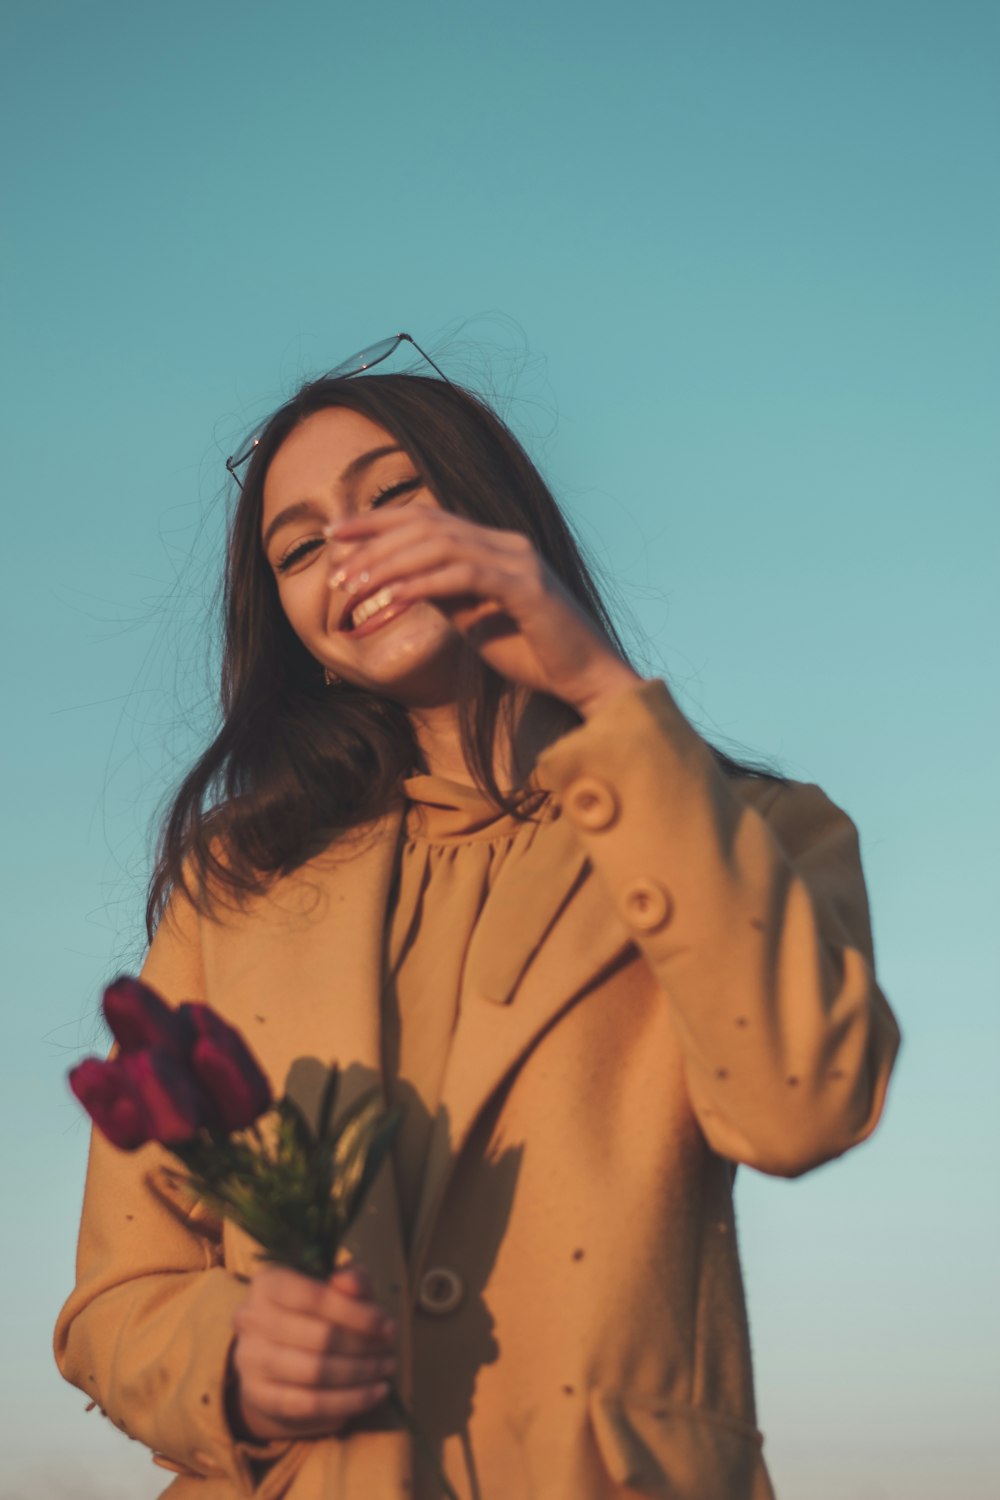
191, 1038, 272, 1131
179, 1003, 249, 1051
181, 1004, 272, 1131
179, 1008, 271, 1128
69, 1058, 152, 1151
103, 976, 194, 1059
120, 1048, 211, 1146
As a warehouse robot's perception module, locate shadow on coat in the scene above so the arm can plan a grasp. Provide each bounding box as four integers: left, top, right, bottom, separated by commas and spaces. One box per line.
283, 1056, 524, 1498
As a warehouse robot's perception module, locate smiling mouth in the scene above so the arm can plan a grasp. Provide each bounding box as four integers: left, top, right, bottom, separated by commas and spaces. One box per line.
347, 587, 396, 630
340, 588, 414, 639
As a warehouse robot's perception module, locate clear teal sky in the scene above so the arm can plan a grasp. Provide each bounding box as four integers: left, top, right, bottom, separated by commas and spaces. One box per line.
3, 2, 998, 1496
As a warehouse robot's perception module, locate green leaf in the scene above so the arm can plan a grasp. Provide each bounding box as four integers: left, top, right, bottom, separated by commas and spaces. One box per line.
315, 1062, 340, 1145
330, 1095, 402, 1230
257, 1245, 334, 1280
349, 1108, 402, 1218
160, 1088, 400, 1288
276, 1095, 315, 1156
329, 1089, 383, 1192
329, 1086, 383, 1154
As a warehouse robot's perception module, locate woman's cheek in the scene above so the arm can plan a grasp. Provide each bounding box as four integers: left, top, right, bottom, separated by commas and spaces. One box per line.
274, 576, 320, 647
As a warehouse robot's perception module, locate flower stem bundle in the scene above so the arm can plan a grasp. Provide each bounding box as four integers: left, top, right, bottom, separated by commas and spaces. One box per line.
69, 977, 459, 1499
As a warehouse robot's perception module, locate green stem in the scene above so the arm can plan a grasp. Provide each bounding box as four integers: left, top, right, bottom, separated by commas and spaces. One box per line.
387, 1387, 460, 1500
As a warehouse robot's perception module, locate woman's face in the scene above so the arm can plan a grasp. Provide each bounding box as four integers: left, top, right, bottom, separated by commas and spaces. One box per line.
261, 406, 466, 705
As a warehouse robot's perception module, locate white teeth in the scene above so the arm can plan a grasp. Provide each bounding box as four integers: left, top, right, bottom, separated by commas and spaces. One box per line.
349, 587, 394, 630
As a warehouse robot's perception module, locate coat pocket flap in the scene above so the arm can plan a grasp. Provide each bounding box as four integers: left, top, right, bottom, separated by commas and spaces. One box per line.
588, 1390, 771, 1498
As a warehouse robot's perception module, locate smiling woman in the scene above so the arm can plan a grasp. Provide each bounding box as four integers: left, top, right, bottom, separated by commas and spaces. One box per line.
144, 370, 659, 927
54, 359, 900, 1500
261, 410, 469, 699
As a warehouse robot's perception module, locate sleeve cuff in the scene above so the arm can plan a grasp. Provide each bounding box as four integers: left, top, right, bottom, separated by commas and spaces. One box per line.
534, 677, 709, 795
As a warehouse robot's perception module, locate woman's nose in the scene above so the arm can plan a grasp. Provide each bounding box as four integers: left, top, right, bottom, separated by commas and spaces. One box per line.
323, 532, 358, 587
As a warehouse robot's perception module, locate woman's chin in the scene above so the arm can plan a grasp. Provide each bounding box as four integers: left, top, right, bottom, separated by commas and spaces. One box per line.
327, 611, 469, 703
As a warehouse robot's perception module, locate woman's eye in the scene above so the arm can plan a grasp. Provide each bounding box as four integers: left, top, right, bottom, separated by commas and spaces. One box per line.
273, 478, 421, 573
369, 477, 421, 510
275, 538, 323, 574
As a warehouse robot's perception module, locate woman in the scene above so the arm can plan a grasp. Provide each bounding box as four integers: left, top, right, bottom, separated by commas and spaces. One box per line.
55, 345, 900, 1500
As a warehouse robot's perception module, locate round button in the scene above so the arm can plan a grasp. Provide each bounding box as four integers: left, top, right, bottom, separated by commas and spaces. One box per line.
565, 776, 619, 831
618, 876, 672, 932
417, 1267, 465, 1317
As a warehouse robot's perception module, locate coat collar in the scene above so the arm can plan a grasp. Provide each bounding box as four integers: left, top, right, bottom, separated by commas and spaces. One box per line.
409, 808, 634, 1268
285, 796, 633, 1273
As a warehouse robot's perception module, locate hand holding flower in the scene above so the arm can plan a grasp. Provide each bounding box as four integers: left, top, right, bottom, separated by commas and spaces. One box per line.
68, 977, 458, 1498
228, 1262, 397, 1441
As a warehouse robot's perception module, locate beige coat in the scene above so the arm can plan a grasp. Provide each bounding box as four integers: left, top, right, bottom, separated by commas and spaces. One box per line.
54, 679, 900, 1499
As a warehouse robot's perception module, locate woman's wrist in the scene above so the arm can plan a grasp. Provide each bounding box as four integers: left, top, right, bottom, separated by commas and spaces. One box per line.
569, 663, 646, 720
223, 1342, 260, 1443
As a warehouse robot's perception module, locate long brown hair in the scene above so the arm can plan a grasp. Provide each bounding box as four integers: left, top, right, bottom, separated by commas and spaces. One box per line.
147, 373, 781, 939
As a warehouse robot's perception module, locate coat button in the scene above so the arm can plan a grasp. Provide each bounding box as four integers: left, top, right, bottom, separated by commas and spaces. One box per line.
564, 776, 619, 830
417, 1267, 464, 1316
618, 876, 672, 932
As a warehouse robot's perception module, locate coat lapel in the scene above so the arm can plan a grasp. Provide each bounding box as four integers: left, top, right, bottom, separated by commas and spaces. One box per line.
410, 813, 636, 1270
231, 800, 634, 1278
226, 808, 405, 1101
213, 805, 409, 1301
289, 806, 413, 1319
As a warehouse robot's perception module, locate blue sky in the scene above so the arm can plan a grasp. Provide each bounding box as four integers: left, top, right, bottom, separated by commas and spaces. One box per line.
3, 2, 998, 1496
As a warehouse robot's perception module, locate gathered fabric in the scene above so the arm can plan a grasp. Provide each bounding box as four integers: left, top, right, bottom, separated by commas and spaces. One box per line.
383, 771, 555, 1248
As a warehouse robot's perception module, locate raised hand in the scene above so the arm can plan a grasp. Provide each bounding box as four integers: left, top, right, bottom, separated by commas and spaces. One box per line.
325, 502, 640, 716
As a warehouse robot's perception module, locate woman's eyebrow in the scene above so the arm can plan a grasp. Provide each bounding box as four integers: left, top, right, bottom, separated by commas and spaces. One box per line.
340, 443, 404, 484
262, 444, 405, 550
262, 499, 325, 551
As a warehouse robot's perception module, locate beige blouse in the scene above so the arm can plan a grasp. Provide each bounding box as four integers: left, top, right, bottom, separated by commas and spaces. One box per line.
381, 770, 557, 1248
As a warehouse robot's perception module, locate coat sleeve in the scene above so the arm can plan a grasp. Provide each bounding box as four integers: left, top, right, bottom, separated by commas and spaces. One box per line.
533, 677, 901, 1178
53, 884, 302, 1495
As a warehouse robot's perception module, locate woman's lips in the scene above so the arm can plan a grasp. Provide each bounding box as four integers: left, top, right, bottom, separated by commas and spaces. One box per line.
334, 582, 397, 632
346, 597, 414, 639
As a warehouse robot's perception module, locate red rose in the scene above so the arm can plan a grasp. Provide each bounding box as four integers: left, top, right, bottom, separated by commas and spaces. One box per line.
74, 983, 271, 1149
191, 1038, 272, 1131
103, 976, 194, 1059
120, 1048, 211, 1146
69, 1058, 152, 1151
181, 1004, 272, 1131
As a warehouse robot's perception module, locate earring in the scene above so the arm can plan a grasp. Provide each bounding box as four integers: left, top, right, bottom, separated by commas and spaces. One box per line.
323, 666, 340, 687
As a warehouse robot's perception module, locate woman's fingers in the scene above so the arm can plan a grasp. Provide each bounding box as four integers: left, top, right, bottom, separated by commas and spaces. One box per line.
253, 1265, 395, 1347
327, 509, 529, 594
325, 505, 552, 637
232, 1263, 395, 1371
245, 1338, 396, 1391
389, 562, 518, 620
230, 1262, 397, 1441
324, 501, 627, 711
239, 1374, 391, 1433
337, 535, 539, 621
236, 1304, 381, 1359
330, 1262, 373, 1299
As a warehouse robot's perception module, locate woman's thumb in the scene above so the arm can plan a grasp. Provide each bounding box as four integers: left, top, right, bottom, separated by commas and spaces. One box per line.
330, 1260, 372, 1299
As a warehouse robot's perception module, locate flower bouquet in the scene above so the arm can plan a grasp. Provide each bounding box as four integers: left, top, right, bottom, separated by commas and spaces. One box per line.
69, 975, 458, 1499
